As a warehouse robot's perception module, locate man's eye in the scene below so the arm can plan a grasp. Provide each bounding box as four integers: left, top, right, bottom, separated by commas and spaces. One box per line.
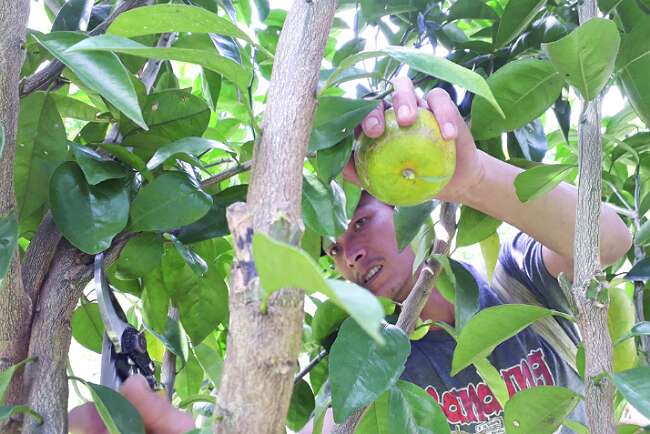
354, 217, 368, 231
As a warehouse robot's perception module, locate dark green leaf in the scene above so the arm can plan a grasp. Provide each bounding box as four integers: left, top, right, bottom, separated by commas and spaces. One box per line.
0, 405, 42, 424
253, 233, 385, 343
471, 59, 564, 140
69, 35, 252, 93
383, 46, 504, 117
177, 184, 247, 244
193, 343, 223, 388
311, 300, 348, 344
616, 20, 650, 126
504, 386, 581, 433
0, 358, 33, 404
447, 0, 498, 21
117, 233, 163, 278
52, 0, 93, 31
342, 180, 362, 220
512, 119, 547, 162
627, 258, 650, 281
288, 379, 315, 432
495, 0, 545, 47
129, 171, 212, 232
71, 144, 130, 185
84, 381, 145, 434
99, 144, 147, 174
356, 380, 451, 434
146, 138, 230, 171
167, 234, 208, 277
0, 211, 18, 282
49, 93, 105, 122
613, 367, 650, 420
141, 269, 169, 334
360, 0, 419, 21
393, 201, 436, 252
514, 164, 576, 202
542, 18, 620, 101
302, 172, 347, 237
456, 206, 501, 247
316, 136, 354, 183
50, 162, 129, 254
34, 32, 146, 129
599, 0, 625, 13
71, 302, 105, 353
309, 97, 379, 152
452, 304, 563, 375
15, 93, 68, 226
450, 259, 480, 330
201, 69, 221, 111
636, 220, 650, 246
330, 318, 410, 422
175, 352, 203, 402
333, 38, 366, 67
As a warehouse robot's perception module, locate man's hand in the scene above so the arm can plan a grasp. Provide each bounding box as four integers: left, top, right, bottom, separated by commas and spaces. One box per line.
68, 375, 195, 434
343, 76, 484, 203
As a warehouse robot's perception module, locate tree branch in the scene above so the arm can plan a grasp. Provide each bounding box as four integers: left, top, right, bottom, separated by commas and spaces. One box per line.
213, 1, 337, 433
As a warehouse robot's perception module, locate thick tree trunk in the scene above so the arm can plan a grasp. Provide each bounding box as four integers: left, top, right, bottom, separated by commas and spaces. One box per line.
571, 2, 616, 432
0, 2, 32, 433
213, 1, 337, 433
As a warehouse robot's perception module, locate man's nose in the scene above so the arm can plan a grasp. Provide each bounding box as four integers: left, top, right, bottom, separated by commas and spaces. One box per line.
345, 248, 366, 268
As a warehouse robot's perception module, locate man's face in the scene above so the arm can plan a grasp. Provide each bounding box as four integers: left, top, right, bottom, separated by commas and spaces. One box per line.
326, 192, 416, 301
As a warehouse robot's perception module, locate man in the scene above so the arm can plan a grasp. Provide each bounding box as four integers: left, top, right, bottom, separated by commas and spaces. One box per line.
69, 77, 633, 433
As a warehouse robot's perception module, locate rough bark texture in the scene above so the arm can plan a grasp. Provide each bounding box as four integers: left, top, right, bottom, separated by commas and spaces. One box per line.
0, 3, 32, 432
571, 3, 616, 431
213, 1, 337, 433
21, 241, 92, 434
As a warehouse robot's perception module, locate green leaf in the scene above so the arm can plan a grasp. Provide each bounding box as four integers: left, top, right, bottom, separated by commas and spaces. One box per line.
322, 50, 387, 90
311, 300, 348, 345
302, 172, 347, 237
253, 233, 385, 343
471, 59, 564, 140
68, 34, 252, 93
447, 0, 498, 21
599, 0, 625, 13
356, 380, 451, 434
288, 379, 315, 432
0, 211, 18, 282
15, 93, 68, 225
382, 46, 504, 117
34, 32, 146, 129
146, 137, 229, 171
71, 302, 105, 353
616, 19, 650, 126
71, 144, 130, 185
393, 201, 436, 252
50, 162, 129, 254
129, 171, 212, 232
495, 0, 545, 47
117, 233, 163, 278
99, 144, 148, 174
108, 4, 251, 42
613, 367, 650, 420
504, 386, 581, 433
451, 304, 563, 374
83, 381, 146, 434
143, 317, 187, 366
627, 258, 650, 282
562, 418, 589, 434
177, 184, 247, 244
201, 69, 222, 111
175, 352, 203, 402
514, 164, 576, 202
309, 97, 379, 152
330, 318, 410, 422
456, 206, 501, 247
480, 232, 500, 283
450, 259, 480, 330
342, 179, 362, 219
52, 0, 93, 31
167, 234, 208, 277
473, 357, 510, 408
49, 93, 105, 122
0, 358, 33, 404
193, 343, 223, 388
333, 38, 366, 67
316, 136, 354, 183
542, 18, 620, 101
141, 270, 169, 335
0, 405, 42, 424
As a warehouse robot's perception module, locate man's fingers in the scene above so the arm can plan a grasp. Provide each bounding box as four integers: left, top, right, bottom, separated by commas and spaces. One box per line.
426, 88, 461, 141
361, 100, 385, 138
69, 403, 109, 434
120, 375, 195, 434
391, 76, 418, 126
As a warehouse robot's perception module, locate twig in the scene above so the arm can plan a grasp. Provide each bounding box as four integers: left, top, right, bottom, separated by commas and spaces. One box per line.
294, 350, 327, 385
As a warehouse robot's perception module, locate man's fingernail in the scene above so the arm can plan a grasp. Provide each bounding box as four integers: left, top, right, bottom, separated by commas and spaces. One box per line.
365, 116, 379, 130
443, 122, 457, 138
398, 105, 411, 119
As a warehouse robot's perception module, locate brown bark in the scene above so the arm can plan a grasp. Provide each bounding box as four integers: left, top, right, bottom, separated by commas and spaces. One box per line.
571, 2, 616, 432
213, 1, 337, 433
0, 2, 32, 432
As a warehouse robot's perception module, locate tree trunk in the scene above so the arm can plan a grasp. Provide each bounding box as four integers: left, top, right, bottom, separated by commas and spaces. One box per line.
571, 2, 616, 432
213, 1, 337, 433
0, 2, 32, 433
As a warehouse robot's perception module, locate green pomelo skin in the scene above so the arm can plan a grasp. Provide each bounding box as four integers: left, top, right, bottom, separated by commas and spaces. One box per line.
608, 287, 639, 372
354, 108, 456, 207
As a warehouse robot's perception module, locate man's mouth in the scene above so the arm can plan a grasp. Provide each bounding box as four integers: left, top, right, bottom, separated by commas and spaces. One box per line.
363, 265, 383, 284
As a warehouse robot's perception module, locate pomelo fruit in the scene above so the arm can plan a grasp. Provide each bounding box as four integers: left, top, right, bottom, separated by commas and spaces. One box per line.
354, 108, 456, 206
608, 286, 639, 372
